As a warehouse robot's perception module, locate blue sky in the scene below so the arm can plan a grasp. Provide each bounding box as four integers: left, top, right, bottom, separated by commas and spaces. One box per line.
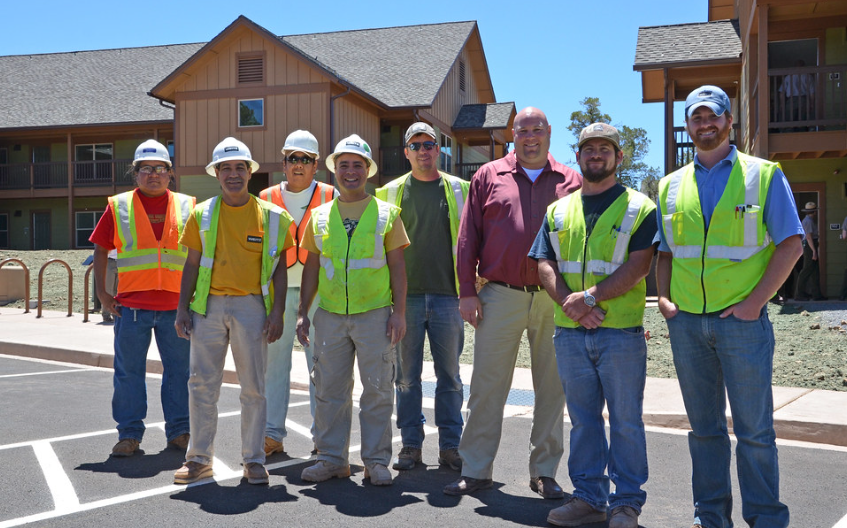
2, 0, 708, 175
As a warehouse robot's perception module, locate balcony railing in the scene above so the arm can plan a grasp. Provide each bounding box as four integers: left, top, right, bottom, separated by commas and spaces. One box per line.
672, 124, 739, 171
0, 159, 133, 190
455, 162, 484, 180
379, 146, 410, 179
768, 64, 847, 131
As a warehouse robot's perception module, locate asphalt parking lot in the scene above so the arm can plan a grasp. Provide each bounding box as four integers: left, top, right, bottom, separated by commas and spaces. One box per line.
1, 354, 846, 528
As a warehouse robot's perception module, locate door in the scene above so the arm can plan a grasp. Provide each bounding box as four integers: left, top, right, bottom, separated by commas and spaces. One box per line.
33, 146, 50, 187
31, 211, 51, 250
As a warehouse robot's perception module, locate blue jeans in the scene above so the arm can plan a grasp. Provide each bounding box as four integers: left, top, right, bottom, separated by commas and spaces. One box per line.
395, 294, 464, 450
553, 325, 648, 512
265, 287, 316, 442
112, 308, 190, 442
666, 308, 789, 528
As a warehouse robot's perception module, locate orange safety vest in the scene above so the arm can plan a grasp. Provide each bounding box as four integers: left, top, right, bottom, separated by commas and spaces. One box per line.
109, 190, 195, 295
260, 181, 335, 268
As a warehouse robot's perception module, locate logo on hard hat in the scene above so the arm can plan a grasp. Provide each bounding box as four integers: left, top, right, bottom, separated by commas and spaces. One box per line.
346, 141, 361, 148
142, 148, 157, 153
224, 146, 239, 152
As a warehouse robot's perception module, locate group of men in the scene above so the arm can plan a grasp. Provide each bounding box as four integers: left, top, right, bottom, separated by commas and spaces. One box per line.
91, 83, 799, 528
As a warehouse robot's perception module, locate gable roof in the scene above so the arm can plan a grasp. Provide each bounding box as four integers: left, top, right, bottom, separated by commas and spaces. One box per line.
0, 43, 203, 131
453, 103, 515, 130
282, 21, 480, 108
634, 19, 741, 70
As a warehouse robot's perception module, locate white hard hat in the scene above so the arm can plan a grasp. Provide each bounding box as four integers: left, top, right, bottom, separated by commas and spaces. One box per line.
325, 134, 378, 178
133, 140, 172, 167
205, 137, 260, 176
282, 130, 320, 159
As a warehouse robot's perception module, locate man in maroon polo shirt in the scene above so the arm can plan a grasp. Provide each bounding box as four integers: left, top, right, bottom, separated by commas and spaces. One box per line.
444, 107, 582, 497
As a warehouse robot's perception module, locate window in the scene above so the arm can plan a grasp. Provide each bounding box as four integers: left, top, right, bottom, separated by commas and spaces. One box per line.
238, 99, 264, 127
0, 213, 8, 249
75, 143, 113, 182
75, 210, 104, 248
439, 133, 453, 172
167, 140, 175, 160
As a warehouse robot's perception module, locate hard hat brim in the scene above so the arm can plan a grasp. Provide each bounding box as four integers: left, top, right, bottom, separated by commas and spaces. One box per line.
205, 157, 261, 176
325, 151, 378, 178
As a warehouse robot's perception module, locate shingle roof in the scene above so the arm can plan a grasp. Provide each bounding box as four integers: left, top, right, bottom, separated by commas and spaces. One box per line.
282, 21, 478, 108
452, 103, 515, 129
634, 20, 741, 69
0, 43, 203, 130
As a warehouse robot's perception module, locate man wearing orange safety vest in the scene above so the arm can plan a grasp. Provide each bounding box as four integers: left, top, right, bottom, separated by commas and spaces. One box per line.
258, 130, 337, 457
90, 139, 196, 458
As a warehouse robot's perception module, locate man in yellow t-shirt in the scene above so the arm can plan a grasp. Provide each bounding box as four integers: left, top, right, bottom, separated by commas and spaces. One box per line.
173, 137, 294, 486
297, 134, 409, 487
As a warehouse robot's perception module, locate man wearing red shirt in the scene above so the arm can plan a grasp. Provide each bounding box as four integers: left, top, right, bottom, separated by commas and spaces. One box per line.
444, 107, 582, 497
90, 140, 195, 457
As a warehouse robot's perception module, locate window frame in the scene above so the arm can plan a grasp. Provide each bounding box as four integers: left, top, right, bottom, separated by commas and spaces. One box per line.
439, 133, 453, 173
237, 98, 265, 129
0, 212, 8, 249
74, 210, 104, 249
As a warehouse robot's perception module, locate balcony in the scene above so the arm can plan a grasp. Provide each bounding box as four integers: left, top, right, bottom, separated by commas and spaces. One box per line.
0, 159, 134, 191
672, 124, 740, 171
454, 162, 484, 180
768, 64, 847, 132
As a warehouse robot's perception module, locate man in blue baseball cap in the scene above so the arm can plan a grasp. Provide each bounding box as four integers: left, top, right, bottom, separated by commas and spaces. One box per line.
656, 84, 803, 528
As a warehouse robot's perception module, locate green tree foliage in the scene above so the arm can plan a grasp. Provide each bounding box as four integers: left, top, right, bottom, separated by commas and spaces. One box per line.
568, 96, 661, 193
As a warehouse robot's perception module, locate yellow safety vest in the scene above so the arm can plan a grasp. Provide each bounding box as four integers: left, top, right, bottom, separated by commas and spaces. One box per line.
375, 171, 468, 294
312, 197, 401, 315
190, 195, 293, 316
658, 152, 777, 313
547, 188, 655, 328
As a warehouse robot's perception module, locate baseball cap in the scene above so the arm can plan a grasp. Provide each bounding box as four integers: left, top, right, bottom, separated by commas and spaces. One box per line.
577, 123, 621, 150
404, 122, 437, 144
685, 85, 731, 118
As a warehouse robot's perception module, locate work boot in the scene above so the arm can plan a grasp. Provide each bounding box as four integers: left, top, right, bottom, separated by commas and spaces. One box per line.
301, 460, 351, 482
174, 461, 213, 485
167, 433, 189, 451
264, 436, 284, 456
608, 505, 639, 528
243, 462, 269, 485
392, 446, 422, 470
547, 497, 607, 526
110, 438, 140, 457
438, 448, 462, 471
364, 463, 393, 486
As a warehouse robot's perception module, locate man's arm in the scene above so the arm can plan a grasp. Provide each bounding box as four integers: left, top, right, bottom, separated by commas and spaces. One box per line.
805, 229, 817, 260
721, 234, 803, 320
296, 251, 320, 347
456, 175, 484, 327
589, 246, 655, 302
93, 244, 121, 317
656, 250, 678, 320
386, 246, 407, 345
264, 262, 287, 344
174, 248, 201, 340
538, 258, 604, 329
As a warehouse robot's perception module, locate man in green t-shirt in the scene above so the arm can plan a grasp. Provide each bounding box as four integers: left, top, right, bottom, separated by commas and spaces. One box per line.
375, 122, 468, 473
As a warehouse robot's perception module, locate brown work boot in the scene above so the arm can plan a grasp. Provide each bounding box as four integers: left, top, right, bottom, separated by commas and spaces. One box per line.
547, 497, 607, 526
392, 446, 422, 470
110, 438, 140, 457
243, 462, 269, 485
173, 461, 213, 485
264, 436, 284, 456
608, 505, 639, 528
364, 463, 393, 486
301, 460, 351, 482
438, 448, 462, 471
167, 433, 190, 451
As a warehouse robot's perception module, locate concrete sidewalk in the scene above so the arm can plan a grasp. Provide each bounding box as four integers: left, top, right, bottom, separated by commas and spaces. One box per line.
1, 308, 845, 448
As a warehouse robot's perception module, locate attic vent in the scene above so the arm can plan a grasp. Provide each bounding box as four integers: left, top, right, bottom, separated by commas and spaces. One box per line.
238, 56, 264, 84
459, 60, 466, 92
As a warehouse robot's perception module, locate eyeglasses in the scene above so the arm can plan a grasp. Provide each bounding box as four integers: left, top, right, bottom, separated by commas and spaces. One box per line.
285, 155, 316, 165
137, 166, 169, 175
407, 141, 438, 152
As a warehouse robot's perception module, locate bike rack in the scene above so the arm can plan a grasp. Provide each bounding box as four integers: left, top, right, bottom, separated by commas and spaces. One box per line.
37, 259, 73, 318
0, 258, 31, 314
83, 264, 94, 323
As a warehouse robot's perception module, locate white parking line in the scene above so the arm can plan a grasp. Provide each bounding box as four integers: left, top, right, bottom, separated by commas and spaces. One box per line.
834, 514, 847, 527
31, 440, 79, 511
0, 368, 99, 379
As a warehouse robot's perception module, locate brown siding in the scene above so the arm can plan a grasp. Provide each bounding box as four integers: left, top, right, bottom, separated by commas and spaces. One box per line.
333, 97, 380, 156
430, 47, 491, 132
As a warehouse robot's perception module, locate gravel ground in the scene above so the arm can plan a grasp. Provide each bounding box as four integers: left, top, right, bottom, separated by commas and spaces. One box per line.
3, 250, 846, 392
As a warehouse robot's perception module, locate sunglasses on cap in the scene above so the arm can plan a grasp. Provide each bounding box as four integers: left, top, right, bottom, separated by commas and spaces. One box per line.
407, 141, 438, 152
285, 155, 316, 165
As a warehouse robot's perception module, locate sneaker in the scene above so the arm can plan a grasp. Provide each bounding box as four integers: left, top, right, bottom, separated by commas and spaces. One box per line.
392, 446, 422, 470
301, 460, 351, 482
264, 436, 285, 456
364, 463, 393, 486
110, 438, 140, 457
438, 448, 462, 471
243, 462, 269, 485
547, 497, 607, 527
609, 505, 639, 528
174, 461, 213, 484
167, 433, 190, 451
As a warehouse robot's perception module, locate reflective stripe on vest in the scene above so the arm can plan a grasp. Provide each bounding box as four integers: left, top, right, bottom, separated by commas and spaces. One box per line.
260, 182, 334, 267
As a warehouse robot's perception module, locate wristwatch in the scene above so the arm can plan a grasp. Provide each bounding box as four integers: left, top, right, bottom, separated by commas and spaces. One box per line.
583, 290, 596, 307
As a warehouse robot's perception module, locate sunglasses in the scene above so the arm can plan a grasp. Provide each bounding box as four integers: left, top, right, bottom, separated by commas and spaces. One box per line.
407, 141, 438, 152
137, 166, 169, 175
285, 155, 316, 165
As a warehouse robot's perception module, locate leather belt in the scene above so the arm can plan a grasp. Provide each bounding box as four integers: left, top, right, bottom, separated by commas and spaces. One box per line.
490, 280, 543, 293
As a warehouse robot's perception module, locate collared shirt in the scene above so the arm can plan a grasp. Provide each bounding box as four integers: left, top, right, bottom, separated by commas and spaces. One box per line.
456, 151, 582, 298
656, 145, 803, 252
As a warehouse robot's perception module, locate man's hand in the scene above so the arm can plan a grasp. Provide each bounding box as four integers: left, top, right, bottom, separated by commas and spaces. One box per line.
657, 297, 679, 320
97, 291, 122, 317
264, 306, 284, 344
296, 314, 311, 347
175, 309, 192, 340
576, 307, 606, 329
720, 298, 761, 321
459, 296, 483, 328
387, 311, 406, 345
562, 291, 593, 322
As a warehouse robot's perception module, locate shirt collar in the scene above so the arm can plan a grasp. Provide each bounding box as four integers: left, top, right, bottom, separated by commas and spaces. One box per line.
693, 144, 737, 171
